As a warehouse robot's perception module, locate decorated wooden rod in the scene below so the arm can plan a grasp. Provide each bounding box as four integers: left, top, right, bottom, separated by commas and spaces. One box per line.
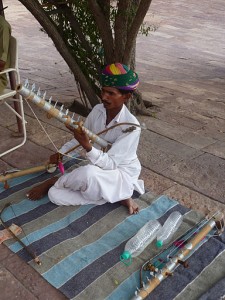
16, 82, 109, 149
131, 212, 224, 300
0, 164, 57, 189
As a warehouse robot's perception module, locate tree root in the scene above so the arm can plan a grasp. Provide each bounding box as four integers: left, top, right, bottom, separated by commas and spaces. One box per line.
128, 90, 160, 117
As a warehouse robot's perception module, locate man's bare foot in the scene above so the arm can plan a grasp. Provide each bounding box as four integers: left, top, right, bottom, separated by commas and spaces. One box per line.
26, 177, 58, 200
120, 198, 139, 215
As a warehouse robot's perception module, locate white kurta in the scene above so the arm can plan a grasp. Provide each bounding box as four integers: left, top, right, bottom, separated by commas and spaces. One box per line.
48, 104, 145, 206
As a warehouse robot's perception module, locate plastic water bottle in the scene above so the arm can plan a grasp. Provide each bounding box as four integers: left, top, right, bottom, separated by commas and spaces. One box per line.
156, 211, 183, 248
120, 220, 162, 265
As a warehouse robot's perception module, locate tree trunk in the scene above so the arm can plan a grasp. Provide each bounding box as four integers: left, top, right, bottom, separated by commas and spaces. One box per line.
19, 0, 99, 109
18, 0, 156, 116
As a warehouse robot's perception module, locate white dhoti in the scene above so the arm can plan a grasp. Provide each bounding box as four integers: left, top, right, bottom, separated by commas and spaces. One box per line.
49, 104, 145, 206
48, 165, 135, 206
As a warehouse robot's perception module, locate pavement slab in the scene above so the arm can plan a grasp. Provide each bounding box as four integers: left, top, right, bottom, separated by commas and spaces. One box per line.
138, 130, 202, 173
203, 141, 225, 159
163, 153, 225, 203
0, 266, 37, 300
164, 184, 225, 217
0, 244, 67, 300
0, 141, 53, 170
139, 115, 217, 149
140, 167, 175, 195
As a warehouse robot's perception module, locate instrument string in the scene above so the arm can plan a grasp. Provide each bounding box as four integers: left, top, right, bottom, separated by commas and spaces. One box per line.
24, 99, 88, 162
25, 99, 59, 152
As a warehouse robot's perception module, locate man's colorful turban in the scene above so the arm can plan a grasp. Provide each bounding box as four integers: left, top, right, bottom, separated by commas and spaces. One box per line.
101, 63, 139, 91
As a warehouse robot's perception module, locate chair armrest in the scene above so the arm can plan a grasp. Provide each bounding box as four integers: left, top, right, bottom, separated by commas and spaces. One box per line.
0, 68, 17, 75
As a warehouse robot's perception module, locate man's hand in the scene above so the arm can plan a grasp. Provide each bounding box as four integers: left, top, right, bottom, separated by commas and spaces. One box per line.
0, 60, 6, 72
66, 124, 92, 152
49, 152, 63, 165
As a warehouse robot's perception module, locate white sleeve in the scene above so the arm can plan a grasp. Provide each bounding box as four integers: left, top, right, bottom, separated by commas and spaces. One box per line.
86, 128, 141, 170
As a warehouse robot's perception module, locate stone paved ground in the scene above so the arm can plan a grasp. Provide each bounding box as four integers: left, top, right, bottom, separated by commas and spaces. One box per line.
0, 0, 225, 299
137, 0, 225, 214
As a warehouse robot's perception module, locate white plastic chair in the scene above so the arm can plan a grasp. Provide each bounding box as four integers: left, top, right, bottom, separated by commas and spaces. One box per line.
0, 36, 26, 157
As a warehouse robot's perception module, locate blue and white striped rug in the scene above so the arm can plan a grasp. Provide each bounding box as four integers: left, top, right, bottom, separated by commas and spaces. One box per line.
0, 159, 225, 300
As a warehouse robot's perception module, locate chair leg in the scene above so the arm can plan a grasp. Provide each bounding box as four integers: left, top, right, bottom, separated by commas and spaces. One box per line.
9, 72, 23, 134
0, 94, 27, 157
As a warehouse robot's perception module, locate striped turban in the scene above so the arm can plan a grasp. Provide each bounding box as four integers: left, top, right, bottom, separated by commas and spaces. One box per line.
101, 63, 139, 91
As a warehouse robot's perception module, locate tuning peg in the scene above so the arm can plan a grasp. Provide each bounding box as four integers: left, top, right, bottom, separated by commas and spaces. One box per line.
60, 104, 64, 112
42, 91, 46, 100
24, 79, 29, 87
37, 87, 41, 97
31, 83, 36, 92
48, 96, 52, 104
65, 109, 69, 115
178, 260, 189, 268
71, 112, 75, 119
53, 100, 58, 108
165, 272, 173, 277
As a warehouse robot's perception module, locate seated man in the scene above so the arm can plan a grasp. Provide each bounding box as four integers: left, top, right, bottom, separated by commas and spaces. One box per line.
27, 63, 145, 214
0, 14, 11, 93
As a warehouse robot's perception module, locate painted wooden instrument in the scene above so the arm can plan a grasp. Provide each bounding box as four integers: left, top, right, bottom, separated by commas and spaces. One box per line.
131, 211, 224, 300
16, 82, 109, 149
0, 164, 57, 189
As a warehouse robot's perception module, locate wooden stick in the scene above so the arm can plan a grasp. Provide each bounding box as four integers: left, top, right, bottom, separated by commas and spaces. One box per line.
0, 164, 56, 184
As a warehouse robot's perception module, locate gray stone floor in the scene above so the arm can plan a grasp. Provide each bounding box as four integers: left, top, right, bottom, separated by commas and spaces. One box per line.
0, 0, 225, 299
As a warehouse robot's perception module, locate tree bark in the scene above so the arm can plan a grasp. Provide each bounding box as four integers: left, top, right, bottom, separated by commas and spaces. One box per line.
114, 0, 130, 62
125, 0, 153, 64
87, 0, 114, 62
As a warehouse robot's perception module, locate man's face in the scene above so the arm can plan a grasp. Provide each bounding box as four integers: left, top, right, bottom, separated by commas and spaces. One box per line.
101, 87, 130, 111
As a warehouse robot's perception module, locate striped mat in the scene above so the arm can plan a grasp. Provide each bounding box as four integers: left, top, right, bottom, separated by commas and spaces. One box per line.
0, 159, 225, 300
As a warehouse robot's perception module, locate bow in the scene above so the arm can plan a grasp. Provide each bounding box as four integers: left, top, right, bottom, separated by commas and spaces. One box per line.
0, 203, 41, 265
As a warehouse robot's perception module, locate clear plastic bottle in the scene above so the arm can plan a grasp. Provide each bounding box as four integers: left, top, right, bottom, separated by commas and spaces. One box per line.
156, 211, 183, 248
120, 220, 162, 265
